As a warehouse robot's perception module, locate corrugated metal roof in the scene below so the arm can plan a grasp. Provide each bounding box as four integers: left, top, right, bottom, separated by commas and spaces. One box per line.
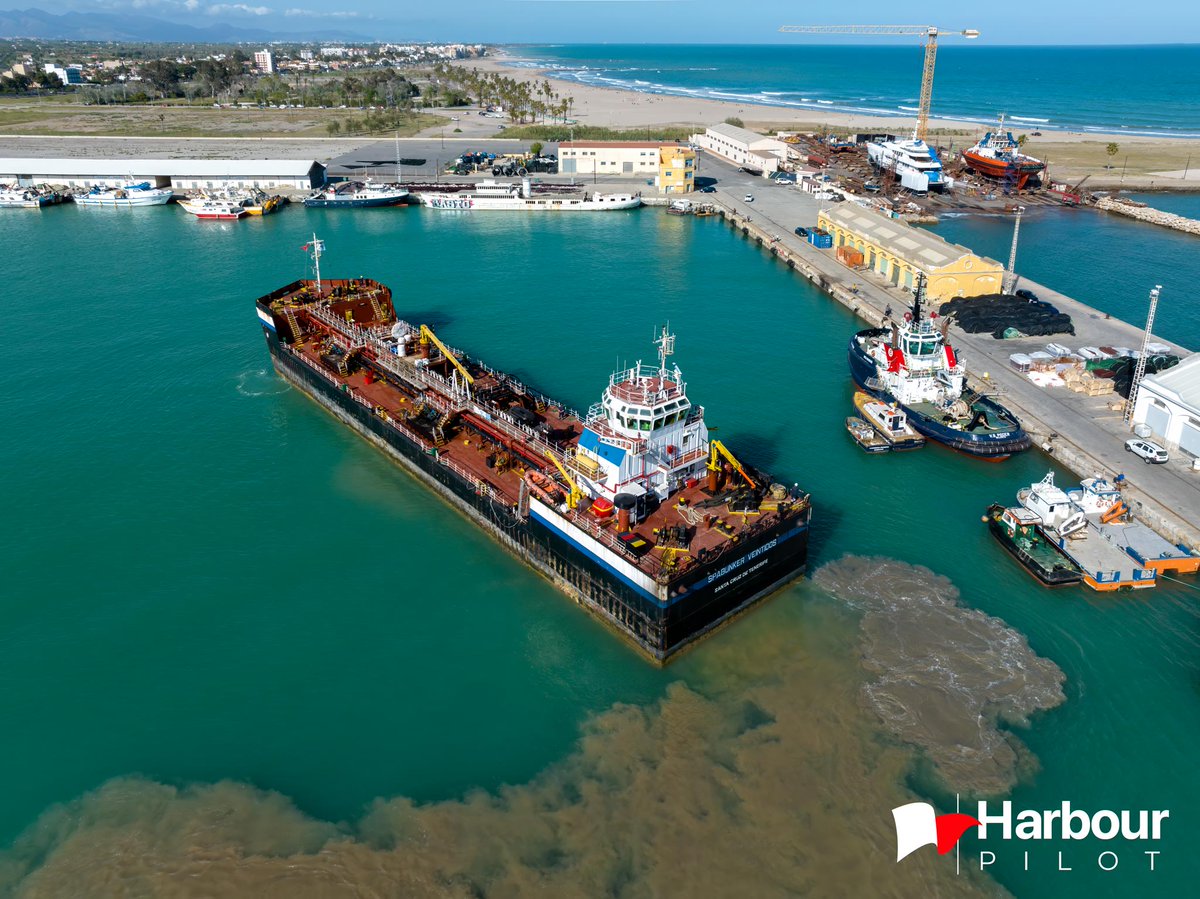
820, 204, 1000, 271
559, 141, 664, 149
1144, 353, 1200, 409
0, 158, 324, 176
706, 122, 778, 147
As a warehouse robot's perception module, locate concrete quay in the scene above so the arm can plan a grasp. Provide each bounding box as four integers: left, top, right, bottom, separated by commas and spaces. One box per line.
696, 152, 1200, 551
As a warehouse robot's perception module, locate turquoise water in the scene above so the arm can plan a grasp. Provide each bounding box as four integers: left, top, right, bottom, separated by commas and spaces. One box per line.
516, 44, 1200, 137
1, 203, 1199, 896
931, 194, 1200, 348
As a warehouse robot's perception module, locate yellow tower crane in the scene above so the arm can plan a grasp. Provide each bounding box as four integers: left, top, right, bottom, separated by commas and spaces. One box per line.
419, 324, 474, 387
778, 25, 979, 143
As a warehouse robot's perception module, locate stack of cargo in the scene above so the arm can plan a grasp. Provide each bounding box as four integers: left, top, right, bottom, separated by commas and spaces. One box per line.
836, 246, 865, 267
1063, 368, 1116, 396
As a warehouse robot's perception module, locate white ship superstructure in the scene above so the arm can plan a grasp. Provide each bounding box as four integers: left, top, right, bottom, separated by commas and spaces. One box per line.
867, 137, 946, 192
420, 179, 641, 211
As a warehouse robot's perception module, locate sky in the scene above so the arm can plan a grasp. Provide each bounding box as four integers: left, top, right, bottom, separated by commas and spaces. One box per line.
2, 0, 1198, 45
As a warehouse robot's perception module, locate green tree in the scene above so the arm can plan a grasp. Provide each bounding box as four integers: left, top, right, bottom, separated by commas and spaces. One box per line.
1106, 142, 1119, 159
326, 119, 342, 136
530, 140, 544, 157
1016, 134, 1027, 147
724, 116, 744, 128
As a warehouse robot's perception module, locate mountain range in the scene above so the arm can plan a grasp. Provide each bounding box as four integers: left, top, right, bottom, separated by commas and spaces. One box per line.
0, 7, 372, 42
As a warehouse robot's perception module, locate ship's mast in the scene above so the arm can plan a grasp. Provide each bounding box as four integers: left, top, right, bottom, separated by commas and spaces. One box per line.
655, 325, 675, 381
912, 272, 927, 322
307, 232, 325, 295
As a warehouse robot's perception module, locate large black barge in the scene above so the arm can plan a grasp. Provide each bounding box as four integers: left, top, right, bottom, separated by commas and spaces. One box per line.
257, 269, 810, 663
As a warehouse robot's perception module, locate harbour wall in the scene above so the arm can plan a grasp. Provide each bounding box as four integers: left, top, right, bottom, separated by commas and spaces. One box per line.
706, 199, 1200, 552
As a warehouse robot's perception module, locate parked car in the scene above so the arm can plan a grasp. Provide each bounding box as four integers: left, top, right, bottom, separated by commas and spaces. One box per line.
794, 226, 809, 237
1125, 438, 1169, 464
700, 186, 716, 193
744, 194, 755, 202
1015, 288, 1040, 302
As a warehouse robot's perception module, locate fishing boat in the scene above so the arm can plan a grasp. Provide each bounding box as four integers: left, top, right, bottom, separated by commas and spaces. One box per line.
73, 182, 173, 208
178, 197, 246, 220
238, 191, 285, 216
847, 275, 1032, 460
0, 184, 68, 208
418, 178, 640, 212
845, 416, 890, 453
852, 391, 925, 450
985, 503, 1083, 587
1016, 472, 1155, 591
303, 181, 409, 208
962, 116, 1046, 189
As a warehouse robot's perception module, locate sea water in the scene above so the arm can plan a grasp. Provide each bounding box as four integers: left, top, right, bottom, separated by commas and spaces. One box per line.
515, 44, 1200, 137
1, 203, 1198, 896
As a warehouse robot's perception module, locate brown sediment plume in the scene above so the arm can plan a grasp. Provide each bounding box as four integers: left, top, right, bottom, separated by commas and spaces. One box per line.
0, 595, 1009, 898
814, 555, 1067, 796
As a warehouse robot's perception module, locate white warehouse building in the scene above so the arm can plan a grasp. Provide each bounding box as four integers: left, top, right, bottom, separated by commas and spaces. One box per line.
1132, 354, 1200, 459
0, 158, 327, 191
691, 123, 788, 176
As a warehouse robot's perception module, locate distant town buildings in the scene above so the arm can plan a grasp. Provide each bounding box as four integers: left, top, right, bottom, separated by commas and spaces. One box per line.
253, 49, 274, 74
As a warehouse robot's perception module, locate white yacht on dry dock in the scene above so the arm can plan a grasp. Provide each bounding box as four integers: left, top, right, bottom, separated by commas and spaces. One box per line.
418, 178, 641, 211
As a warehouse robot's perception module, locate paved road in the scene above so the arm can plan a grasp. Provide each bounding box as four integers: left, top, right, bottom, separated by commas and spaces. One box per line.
696, 150, 1200, 545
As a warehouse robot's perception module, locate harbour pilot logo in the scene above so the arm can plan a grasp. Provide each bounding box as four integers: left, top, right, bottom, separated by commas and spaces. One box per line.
892, 802, 980, 862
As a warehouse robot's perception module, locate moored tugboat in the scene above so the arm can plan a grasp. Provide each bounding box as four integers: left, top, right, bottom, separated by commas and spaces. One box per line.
257, 239, 811, 663
848, 275, 1032, 460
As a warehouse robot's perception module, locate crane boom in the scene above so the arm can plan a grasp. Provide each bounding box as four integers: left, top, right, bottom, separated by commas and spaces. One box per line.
708, 439, 757, 490
544, 450, 582, 509
419, 324, 475, 387
779, 25, 979, 142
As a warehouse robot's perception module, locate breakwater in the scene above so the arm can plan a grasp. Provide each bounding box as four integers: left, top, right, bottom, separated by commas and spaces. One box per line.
1095, 195, 1200, 236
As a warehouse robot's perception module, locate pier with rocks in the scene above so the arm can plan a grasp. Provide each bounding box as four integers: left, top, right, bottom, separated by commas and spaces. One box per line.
1094, 195, 1200, 236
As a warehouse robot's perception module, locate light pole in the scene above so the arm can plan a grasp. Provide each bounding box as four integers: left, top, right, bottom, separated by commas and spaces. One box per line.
1003, 205, 1025, 295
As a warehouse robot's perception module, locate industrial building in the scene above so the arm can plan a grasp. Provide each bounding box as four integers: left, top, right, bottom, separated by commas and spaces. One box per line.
557, 142, 695, 192
0, 158, 326, 191
817, 204, 1004, 300
691, 123, 788, 176
1132, 354, 1200, 458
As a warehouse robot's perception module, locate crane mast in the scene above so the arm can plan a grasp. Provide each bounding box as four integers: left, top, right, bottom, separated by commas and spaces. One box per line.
779, 25, 979, 142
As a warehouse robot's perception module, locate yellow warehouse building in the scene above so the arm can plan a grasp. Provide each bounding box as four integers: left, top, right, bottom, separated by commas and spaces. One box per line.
818, 204, 1004, 300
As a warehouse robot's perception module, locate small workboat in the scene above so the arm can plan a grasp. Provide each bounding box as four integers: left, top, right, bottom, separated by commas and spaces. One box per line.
179, 197, 246, 220
853, 391, 925, 450
985, 503, 1083, 587
845, 416, 891, 453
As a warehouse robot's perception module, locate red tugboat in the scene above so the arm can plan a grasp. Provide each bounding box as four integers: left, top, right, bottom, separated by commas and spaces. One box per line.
962, 116, 1046, 189
256, 238, 811, 663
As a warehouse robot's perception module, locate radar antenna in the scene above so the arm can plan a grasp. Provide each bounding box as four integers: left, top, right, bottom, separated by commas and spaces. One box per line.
655, 325, 676, 380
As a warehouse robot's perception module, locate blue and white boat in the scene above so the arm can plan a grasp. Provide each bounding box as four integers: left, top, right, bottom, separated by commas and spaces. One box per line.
847, 276, 1032, 460
303, 181, 409, 208
73, 182, 173, 207
0, 184, 68, 208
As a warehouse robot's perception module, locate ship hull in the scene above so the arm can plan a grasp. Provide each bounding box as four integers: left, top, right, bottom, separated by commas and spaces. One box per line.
303, 195, 408, 208
848, 331, 1033, 459
262, 324, 808, 663
962, 150, 1045, 188
419, 195, 642, 211
74, 193, 173, 207
986, 504, 1082, 587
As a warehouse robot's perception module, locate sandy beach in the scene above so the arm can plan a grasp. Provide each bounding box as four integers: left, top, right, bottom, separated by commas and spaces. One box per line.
455, 53, 1200, 189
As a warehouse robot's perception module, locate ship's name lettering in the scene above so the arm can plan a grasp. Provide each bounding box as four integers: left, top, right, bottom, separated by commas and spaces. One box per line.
710, 539, 777, 584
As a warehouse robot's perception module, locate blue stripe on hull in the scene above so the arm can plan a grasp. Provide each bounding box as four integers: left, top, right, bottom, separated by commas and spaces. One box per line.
528, 505, 661, 602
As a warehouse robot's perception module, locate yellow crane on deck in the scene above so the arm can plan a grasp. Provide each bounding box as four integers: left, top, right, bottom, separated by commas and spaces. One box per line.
544, 450, 582, 510
777, 25, 980, 143
708, 439, 757, 490
419, 324, 474, 387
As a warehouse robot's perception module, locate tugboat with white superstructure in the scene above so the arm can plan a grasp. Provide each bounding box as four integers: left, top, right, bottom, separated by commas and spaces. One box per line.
848, 275, 1032, 459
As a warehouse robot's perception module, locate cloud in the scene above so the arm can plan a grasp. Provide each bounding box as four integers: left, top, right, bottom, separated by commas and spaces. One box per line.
206, 2, 273, 14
